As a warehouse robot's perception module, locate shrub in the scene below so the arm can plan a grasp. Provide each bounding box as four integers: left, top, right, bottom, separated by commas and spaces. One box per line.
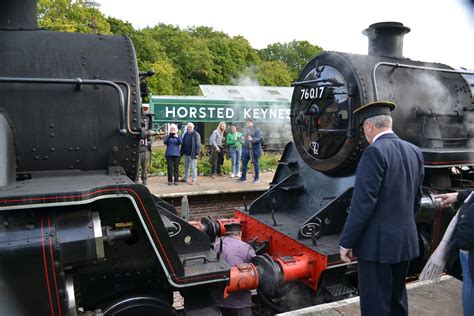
148, 147, 280, 176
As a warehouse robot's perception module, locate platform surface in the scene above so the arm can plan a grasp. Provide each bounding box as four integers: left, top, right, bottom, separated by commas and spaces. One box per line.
146, 171, 274, 198
278, 275, 463, 316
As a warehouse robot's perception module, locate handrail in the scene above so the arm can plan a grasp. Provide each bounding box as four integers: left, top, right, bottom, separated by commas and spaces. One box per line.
0, 76, 127, 135
371, 62, 474, 100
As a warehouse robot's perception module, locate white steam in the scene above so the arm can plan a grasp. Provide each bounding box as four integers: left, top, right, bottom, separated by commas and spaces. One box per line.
228, 72, 293, 151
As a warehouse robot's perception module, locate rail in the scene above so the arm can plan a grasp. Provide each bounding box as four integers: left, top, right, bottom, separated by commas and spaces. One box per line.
371, 62, 474, 100
0, 76, 127, 135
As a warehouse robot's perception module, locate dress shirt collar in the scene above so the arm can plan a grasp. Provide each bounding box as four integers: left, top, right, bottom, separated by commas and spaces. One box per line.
372, 130, 394, 143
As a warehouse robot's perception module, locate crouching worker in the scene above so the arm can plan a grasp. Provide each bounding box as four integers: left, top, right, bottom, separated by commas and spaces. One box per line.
214, 223, 256, 316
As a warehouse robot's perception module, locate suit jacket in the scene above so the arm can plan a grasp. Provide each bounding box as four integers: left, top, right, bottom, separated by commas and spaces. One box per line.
340, 133, 424, 263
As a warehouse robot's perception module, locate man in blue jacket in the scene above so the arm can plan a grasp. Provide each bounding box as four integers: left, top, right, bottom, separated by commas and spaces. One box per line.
237, 118, 264, 184
180, 122, 201, 185
339, 101, 424, 316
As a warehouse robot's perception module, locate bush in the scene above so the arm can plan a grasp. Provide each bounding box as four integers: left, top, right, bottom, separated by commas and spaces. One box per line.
148, 147, 280, 176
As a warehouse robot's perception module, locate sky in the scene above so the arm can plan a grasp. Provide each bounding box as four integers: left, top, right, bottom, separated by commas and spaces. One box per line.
96, 0, 474, 70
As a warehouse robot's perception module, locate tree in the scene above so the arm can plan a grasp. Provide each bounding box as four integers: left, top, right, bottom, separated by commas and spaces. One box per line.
132, 32, 167, 66
143, 24, 214, 95
37, 0, 110, 34
107, 16, 135, 37
141, 60, 178, 96
259, 40, 323, 79
255, 61, 294, 86
36, 1, 324, 93
188, 27, 260, 84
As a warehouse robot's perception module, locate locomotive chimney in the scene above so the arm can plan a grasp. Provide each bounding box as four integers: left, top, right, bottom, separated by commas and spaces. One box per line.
0, 0, 38, 30
363, 22, 410, 58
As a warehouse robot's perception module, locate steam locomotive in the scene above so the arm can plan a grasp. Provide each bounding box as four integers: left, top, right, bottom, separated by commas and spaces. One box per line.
1, 0, 473, 315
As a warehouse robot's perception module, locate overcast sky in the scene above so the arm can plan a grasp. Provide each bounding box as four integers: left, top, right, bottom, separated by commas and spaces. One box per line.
97, 0, 474, 70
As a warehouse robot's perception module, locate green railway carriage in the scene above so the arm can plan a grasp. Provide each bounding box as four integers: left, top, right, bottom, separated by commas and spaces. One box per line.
149, 96, 293, 151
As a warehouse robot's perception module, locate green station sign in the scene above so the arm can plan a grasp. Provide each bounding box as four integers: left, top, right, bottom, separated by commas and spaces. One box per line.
150, 97, 291, 124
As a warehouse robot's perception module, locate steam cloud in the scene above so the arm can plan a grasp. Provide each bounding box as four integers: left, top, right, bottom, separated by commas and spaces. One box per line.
229, 68, 293, 151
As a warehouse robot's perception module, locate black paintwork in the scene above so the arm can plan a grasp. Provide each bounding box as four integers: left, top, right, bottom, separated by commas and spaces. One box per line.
0, 1, 230, 314
0, 29, 141, 179
291, 51, 473, 175
245, 141, 458, 306
1, 3, 472, 314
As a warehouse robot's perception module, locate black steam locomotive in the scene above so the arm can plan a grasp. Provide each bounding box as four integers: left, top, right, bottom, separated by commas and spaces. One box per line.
1, 0, 473, 314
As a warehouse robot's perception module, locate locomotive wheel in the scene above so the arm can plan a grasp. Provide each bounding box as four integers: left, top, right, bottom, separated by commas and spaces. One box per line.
102, 295, 176, 316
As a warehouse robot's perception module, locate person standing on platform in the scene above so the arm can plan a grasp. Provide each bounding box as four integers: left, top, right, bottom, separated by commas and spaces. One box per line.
210, 121, 226, 178
214, 223, 256, 316
434, 191, 474, 316
136, 104, 153, 185
180, 122, 201, 185
339, 101, 424, 316
164, 124, 181, 185
226, 124, 244, 178
237, 118, 263, 184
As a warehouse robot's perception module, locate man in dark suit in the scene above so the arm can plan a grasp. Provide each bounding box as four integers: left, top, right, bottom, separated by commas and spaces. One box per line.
339, 101, 424, 316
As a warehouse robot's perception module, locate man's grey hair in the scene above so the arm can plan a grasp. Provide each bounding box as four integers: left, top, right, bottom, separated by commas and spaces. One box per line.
365, 115, 392, 129
187, 122, 195, 128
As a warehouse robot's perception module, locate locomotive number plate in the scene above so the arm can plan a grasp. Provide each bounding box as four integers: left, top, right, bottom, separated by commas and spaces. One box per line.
300, 87, 325, 100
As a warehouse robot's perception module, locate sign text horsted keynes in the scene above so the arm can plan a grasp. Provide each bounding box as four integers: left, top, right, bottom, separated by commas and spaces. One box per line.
149, 97, 291, 124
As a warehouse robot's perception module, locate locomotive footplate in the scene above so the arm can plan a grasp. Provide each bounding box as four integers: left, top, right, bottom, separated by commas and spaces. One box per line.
179, 251, 229, 279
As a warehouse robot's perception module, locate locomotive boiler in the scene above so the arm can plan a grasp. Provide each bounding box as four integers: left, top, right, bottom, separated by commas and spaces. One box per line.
1, 0, 474, 314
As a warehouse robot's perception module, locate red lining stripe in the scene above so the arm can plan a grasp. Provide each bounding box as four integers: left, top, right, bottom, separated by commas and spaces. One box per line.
425, 160, 474, 165
2, 188, 227, 284
48, 217, 62, 316
126, 189, 227, 282
41, 217, 55, 316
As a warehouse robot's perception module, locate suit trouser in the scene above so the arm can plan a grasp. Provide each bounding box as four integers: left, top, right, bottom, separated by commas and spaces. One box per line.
357, 259, 409, 316
218, 307, 252, 316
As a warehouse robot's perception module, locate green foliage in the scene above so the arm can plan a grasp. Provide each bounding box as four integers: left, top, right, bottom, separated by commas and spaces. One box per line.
148, 147, 280, 176
133, 32, 166, 65
256, 61, 294, 86
137, 25, 205, 94
107, 16, 135, 36
259, 152, 281, 171
149, 147, 168, 174
36, 1, 324, 94
140, 59, 178, 95
38, 0, 110, 34
259, 40, 323, 79
189, 27, 260, 84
